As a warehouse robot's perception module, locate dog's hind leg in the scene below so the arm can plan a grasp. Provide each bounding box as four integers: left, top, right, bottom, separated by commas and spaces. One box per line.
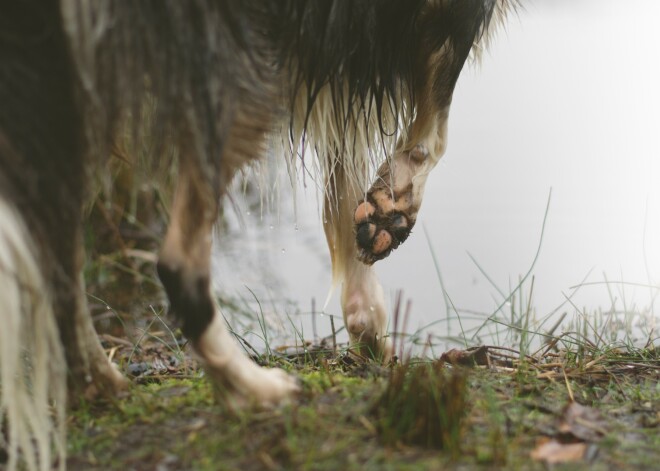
324, 162, 393, 361
55, 241, 129, 400
157, 136, 299, 408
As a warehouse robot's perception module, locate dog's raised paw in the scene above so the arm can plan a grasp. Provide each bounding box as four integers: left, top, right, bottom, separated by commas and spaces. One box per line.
353, 144, 433, 264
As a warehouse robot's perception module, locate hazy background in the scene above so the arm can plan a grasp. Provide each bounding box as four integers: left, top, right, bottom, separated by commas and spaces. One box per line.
212, 0, 660, 348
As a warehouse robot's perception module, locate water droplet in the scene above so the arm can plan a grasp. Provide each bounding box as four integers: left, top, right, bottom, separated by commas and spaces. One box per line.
269, 224, 274, 230
369, 306, 375, 312
246, 211, 251, 216
323, 219, 328, 224
281, 248, 286, 253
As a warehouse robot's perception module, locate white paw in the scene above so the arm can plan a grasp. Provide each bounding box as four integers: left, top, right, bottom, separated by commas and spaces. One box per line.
206, 359, 300, 409
341, 270, 390, 361
250, 366, 301, 407
196, 314, 300, 408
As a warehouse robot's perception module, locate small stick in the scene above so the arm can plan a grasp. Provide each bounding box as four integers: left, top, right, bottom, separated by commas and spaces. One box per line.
561, 365, 575, 402
311, 298, 318, 343
330, 314, 337, 354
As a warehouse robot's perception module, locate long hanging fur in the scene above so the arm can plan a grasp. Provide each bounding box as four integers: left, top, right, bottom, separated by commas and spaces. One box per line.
60, 0, 518, 187
0, 199, 67, 471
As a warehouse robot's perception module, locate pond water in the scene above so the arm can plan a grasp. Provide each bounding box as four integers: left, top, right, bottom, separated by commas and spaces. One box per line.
212, 1, 660, 351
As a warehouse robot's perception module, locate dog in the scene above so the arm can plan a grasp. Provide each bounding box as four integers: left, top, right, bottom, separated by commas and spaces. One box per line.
0, 1, 515, 469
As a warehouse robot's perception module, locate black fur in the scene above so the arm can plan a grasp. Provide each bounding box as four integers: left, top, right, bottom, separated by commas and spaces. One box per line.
62, 0, 507, 170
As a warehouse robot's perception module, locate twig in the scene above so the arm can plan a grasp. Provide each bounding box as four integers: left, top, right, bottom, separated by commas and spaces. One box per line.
99, 333, 134, 348
561, 365, 574, 402
330, 314, 337, 354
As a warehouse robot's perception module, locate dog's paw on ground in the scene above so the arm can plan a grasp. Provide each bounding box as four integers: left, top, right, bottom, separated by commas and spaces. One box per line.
354, 145, 430, 264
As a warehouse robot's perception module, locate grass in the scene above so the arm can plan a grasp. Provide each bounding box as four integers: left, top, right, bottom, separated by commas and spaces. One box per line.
374, 361, 467, 452
66, 336, 659, 470
63, 178, 660, 470
69, 248, 660, 470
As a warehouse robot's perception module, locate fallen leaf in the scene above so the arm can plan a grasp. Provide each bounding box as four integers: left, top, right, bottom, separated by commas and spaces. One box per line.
440, 346, 490, 367
557, 402, 608, 442
531, 438, 587, 464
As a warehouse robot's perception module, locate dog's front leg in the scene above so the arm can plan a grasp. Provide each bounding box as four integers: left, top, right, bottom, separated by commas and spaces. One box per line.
324, 163, 393, 361
354, 5, 484, 264
353, 105, 450, 265
157, 150, 299, 408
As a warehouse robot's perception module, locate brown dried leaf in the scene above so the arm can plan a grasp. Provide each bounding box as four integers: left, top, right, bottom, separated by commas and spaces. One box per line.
440, 346, 490, 367
531, 438, 587, 464
557, 402, 608, 442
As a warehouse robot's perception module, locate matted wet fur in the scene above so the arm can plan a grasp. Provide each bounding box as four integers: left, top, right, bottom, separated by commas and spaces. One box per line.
0, 1, 516, 469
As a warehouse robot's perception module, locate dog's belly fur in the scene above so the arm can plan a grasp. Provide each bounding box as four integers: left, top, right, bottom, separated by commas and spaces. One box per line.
0, 1, 515, 469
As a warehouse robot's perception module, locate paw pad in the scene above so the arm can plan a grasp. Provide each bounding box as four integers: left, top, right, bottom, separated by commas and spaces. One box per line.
352, 146, 430, 264
354, 197, 411, 264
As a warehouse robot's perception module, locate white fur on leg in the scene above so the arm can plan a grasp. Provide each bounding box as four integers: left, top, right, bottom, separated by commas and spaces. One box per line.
341, 262, 392, 361
322, 157, 393, 361
195, 311, 299, 408
0, 198, 66, 471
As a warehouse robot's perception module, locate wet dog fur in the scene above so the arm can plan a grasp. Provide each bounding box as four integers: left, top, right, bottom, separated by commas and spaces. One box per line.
0, 1, 515, 469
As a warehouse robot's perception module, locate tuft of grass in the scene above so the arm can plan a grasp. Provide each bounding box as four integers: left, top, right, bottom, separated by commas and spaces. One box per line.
373, 361, 467, 453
